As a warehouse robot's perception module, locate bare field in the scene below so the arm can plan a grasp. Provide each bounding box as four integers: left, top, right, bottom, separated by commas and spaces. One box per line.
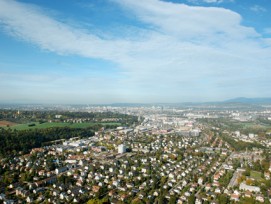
0, 120, 17, 127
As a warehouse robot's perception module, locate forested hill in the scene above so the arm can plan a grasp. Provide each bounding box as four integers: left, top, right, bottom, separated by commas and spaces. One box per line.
0, 110, 139, 126
224, 97, 271, 104
0, 110, 140, 157
0, 127, 94, 157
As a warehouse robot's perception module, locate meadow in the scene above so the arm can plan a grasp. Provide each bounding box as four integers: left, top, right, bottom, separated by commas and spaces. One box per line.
2, 121, 121, 130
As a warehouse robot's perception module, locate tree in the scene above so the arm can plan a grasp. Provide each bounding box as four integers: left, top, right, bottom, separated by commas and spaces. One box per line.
244, 168, 250, 177
169, 195, 177, 204
246, 178, 253, 185
131, 198, 145, 204
87, 198, 109, 204
188, 193, 195, 204
157, 196, 167, 204
218, 194, 229, 204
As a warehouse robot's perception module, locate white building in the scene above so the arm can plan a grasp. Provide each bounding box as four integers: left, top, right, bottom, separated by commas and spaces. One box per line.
248, 133, 255, 139
235, 131, 241, 137
190, 129, 200, 136
239, 182, 260, 192
69, 141, 83, 147
55, 115, 62, 119
55, 167, 68, 175
118, 144, 126, 154
198, 177, 203, 185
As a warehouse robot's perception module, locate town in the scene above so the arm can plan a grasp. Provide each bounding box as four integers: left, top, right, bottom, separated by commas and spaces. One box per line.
0, 103, 271, 204
1, 0, 271, 203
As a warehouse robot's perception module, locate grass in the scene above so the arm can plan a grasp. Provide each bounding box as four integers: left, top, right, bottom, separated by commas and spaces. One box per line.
250, 171, 262, 180
6, 122, 121, 130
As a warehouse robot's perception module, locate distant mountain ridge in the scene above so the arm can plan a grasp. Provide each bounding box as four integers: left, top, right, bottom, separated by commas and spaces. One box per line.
224, 97, 271, 104
1, 97, 271, 107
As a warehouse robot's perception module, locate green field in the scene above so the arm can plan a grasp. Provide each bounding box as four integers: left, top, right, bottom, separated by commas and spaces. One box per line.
250, 171, 262, 180
7, 122, 121, 130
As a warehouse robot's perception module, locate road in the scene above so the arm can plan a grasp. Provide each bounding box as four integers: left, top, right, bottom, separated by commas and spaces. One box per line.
195, 151, 233, 196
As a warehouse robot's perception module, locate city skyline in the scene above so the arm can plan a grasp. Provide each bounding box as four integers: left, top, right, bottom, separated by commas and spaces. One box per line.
0, 0, 271, 104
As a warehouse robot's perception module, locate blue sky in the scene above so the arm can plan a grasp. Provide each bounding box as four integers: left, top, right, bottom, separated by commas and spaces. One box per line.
0, 0, 271, 104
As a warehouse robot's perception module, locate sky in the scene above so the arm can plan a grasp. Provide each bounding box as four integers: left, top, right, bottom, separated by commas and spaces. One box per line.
0, 0, 271, 104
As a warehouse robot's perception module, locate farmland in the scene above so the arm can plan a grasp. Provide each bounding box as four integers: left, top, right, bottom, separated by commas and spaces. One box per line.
0, 120, 17, 127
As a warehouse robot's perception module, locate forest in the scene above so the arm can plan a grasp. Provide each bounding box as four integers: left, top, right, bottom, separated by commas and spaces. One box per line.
0, 127, 94, 157
219, 133, 264, 151
0, 110, 141, 157
0, 110, 139, 126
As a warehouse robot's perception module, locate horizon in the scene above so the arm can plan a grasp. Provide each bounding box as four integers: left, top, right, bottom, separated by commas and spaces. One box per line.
1, 0, 271, 104
1, 96, 271, 106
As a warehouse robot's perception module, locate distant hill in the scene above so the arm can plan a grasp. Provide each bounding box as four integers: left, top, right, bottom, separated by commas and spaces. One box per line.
224, 97, 271, 104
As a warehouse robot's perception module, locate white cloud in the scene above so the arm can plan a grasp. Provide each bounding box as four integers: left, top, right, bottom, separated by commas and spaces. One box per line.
114, 0, 260, 40
0, 0, 132, 62
187, 0, 234, 4
250, 5, 266, 12
264, 28, 271, 34
203, 0, 222, 3
0, 0, 270, 102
